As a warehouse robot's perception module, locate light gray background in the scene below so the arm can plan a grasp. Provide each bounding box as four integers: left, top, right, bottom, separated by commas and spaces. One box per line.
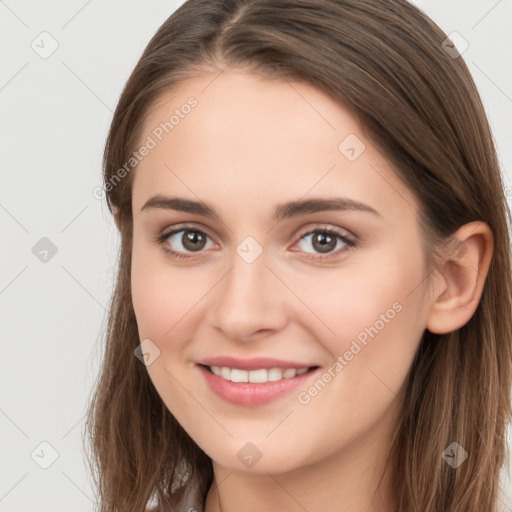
1, 1, 511, 511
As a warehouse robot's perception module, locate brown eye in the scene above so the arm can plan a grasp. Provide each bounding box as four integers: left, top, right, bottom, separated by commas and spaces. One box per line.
294, 227, 355, 260
162, 228, 214, 255
311, 232, 337, 253
180, 230, 207, 252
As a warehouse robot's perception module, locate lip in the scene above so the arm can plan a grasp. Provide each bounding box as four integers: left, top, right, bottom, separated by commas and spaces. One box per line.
198, 356, 316, 371
197, 363, 320, 407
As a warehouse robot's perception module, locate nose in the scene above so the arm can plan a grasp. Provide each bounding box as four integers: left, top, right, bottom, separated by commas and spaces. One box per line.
207, 246, 289, 343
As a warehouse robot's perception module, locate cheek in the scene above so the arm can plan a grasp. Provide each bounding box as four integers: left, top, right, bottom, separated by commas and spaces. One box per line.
131, 237, 202, 341
130, 244, 207, 416
132, 270, 185, 340
285, 265, 425, 464
331, 293, 421, 390
293, 248, 426, 397
293, 253, 423, 346
131, 248, 166, 339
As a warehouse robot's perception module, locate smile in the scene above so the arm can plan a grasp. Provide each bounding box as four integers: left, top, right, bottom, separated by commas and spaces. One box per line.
197, 363, 320, 406
208, 365, 310, 383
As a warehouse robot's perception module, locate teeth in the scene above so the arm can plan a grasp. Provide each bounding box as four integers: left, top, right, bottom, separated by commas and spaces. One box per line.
209, 365, 310, 383
211, 365, 222, 377
248, 369, 268, 383
267, 368, 283, 381
231, 369, 249, 382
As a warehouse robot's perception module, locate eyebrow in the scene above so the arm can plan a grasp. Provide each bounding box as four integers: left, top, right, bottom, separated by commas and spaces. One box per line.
140, 195, 381, 221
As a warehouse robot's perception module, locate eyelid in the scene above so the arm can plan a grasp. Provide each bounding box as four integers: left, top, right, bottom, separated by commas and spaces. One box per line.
159, 222, 216, 238
292, 223, 354, 243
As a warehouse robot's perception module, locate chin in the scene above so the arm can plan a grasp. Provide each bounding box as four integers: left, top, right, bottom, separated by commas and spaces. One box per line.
199, 439, 311, 475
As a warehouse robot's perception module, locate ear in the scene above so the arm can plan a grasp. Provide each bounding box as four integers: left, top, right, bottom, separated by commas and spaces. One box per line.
426, 221, 494, 334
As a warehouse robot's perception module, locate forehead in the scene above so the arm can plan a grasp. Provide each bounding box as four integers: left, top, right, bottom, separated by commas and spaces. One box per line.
131, 70, 418, 221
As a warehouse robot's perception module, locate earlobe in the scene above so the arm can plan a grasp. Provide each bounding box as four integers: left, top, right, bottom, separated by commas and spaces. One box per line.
426, 221, 494, 334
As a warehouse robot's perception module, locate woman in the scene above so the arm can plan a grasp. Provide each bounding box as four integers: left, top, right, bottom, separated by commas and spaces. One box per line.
85, 1, 512, 511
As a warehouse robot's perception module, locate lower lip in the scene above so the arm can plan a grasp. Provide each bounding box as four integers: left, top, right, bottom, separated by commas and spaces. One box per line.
197, 365, 319, 406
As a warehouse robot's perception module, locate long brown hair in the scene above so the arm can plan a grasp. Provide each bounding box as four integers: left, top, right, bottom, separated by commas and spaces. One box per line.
84, 1, 512, 510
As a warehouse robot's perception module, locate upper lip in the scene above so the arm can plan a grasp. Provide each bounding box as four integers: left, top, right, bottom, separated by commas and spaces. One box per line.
198, 356, 318, 371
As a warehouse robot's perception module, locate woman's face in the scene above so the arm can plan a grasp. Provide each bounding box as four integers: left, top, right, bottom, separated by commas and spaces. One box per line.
130, 69, 432, 474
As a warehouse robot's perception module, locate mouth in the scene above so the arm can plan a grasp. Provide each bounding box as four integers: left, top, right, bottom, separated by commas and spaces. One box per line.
200, 364, 318, 383
196, 363, 321, 407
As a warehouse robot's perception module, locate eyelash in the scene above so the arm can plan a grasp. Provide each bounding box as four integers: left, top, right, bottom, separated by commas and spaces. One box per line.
153, 224, 356, 261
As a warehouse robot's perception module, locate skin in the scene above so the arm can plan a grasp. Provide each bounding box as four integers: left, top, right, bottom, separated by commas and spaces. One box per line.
125, 69, 493, 512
